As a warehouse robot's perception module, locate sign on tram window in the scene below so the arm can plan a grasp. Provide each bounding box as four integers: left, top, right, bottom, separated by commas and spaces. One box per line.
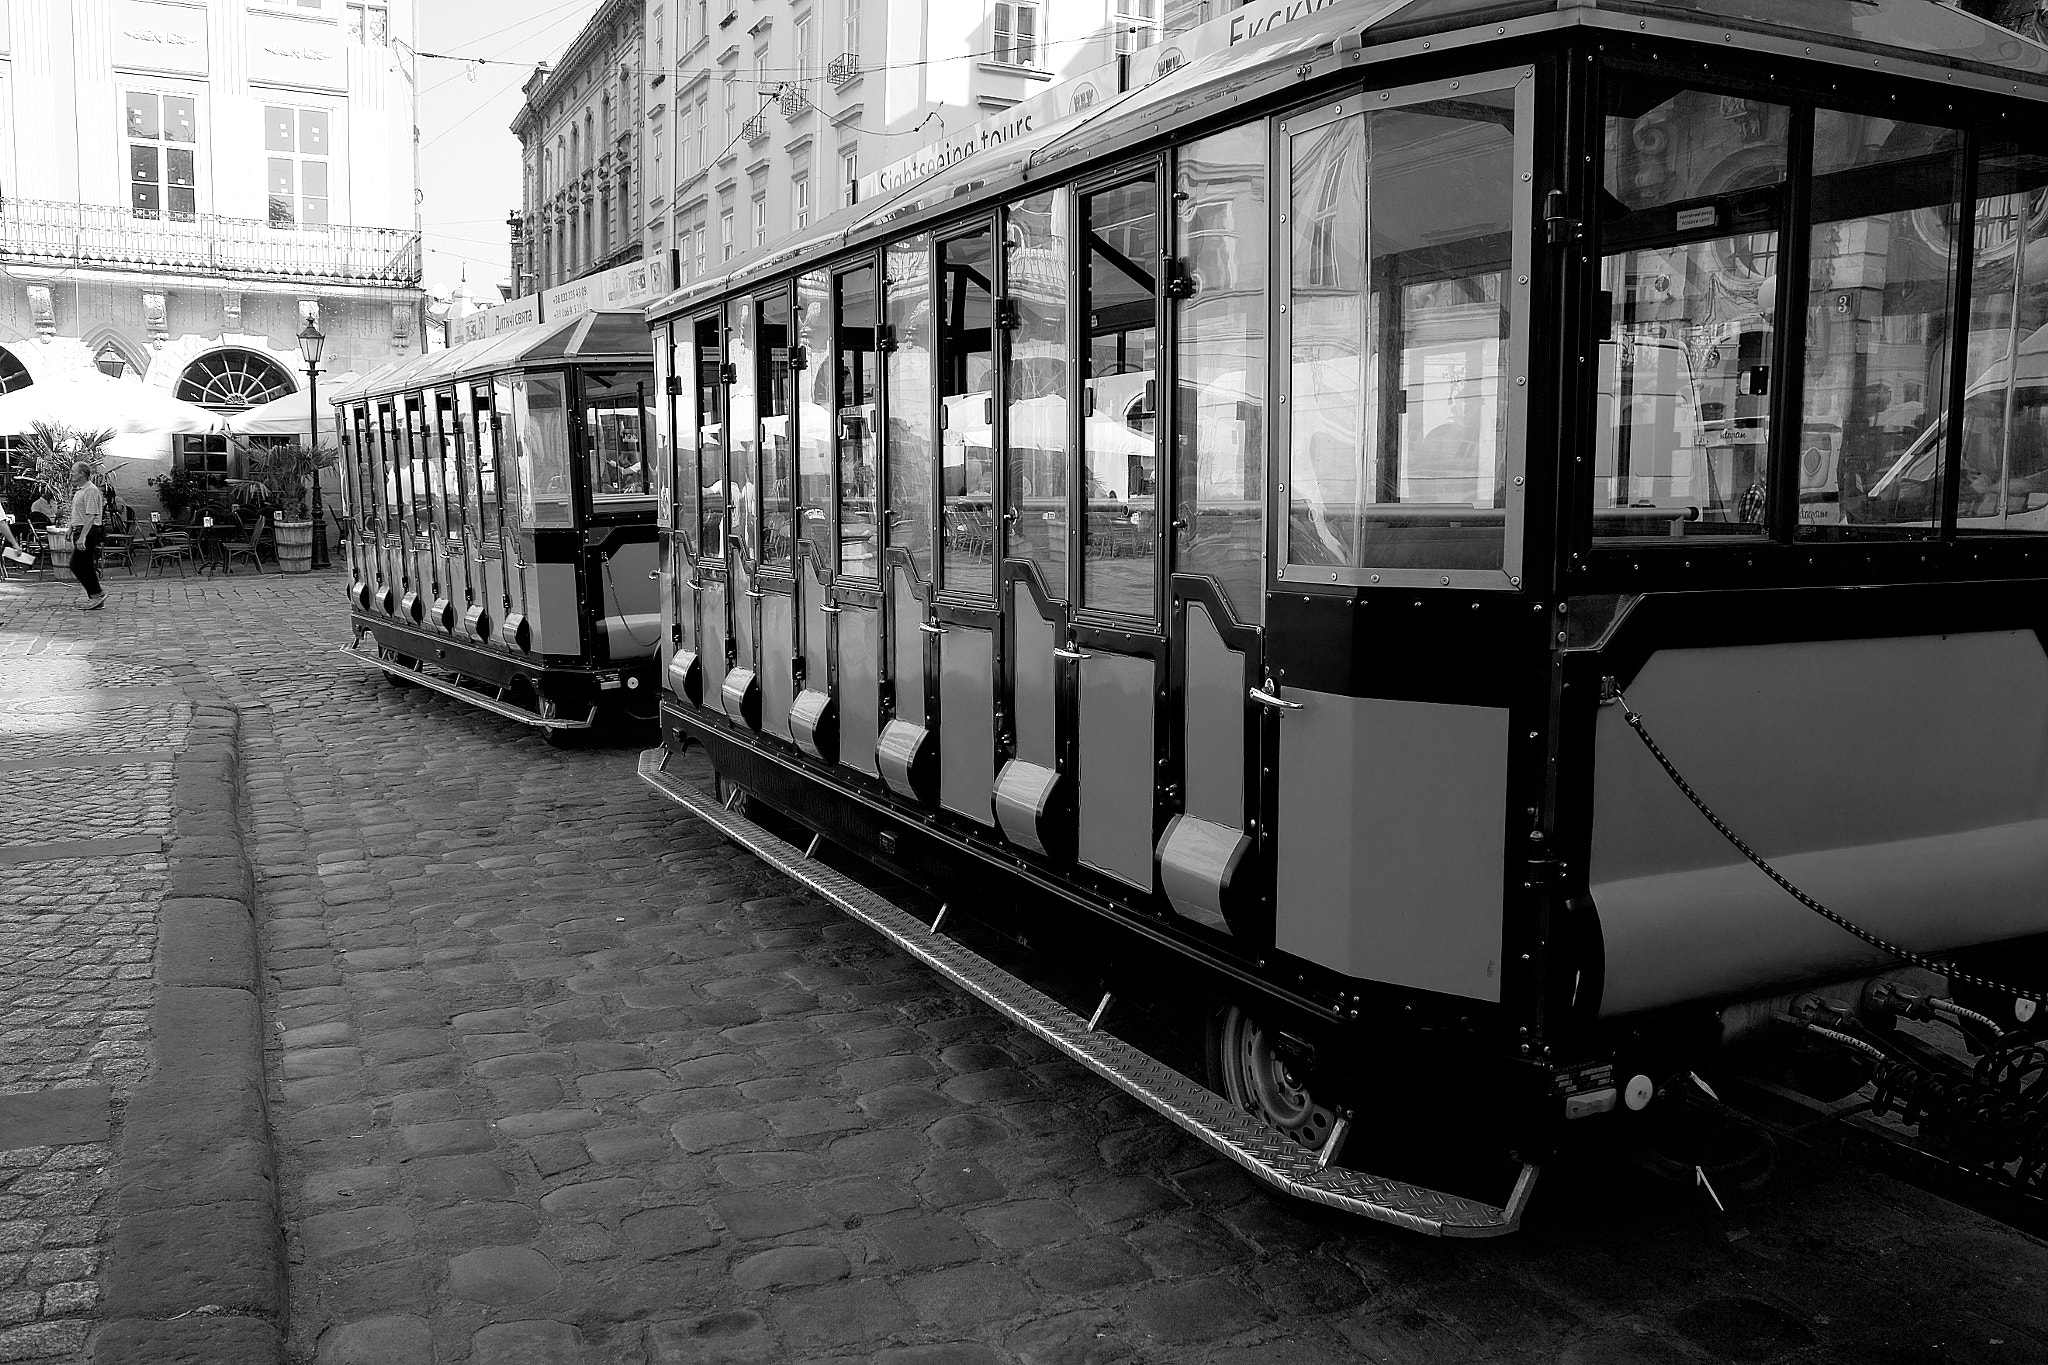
1280, 74, 1526, 584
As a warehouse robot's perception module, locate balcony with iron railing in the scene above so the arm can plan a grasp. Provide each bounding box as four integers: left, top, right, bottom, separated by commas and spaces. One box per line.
827, 52, 861, 89
779, 83, 812, 119
0, 198, 423, 288
742, 113, 770, 145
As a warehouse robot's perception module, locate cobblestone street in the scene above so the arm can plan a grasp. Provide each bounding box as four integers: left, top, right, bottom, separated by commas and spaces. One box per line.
3, 568, 2048, 1364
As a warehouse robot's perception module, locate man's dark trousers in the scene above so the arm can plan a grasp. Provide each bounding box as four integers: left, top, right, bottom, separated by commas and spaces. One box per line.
70, 526, 104, 597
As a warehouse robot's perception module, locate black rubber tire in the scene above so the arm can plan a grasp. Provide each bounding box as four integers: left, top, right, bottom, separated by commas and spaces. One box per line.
1204, 1005, 1338, 1153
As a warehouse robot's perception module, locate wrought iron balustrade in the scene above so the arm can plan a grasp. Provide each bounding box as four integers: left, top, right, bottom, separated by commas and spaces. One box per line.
742, 113, 770, 144
827, 53, 860, 89
0, 197, 423, 287
779, 84, 812, 119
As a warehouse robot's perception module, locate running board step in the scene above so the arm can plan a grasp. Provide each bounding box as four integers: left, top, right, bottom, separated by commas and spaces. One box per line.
342, 647, 594, 731
636, 747, 1537, 1237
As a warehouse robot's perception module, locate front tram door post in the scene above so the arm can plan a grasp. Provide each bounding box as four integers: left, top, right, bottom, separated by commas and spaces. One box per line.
1068, 165, 1170, 900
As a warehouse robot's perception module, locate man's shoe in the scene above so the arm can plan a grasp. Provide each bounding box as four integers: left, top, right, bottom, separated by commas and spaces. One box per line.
83, 595, 105, 610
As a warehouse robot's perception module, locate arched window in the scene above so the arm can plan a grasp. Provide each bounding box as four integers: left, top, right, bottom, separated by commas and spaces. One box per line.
176, 349, 296, 411
0, 347, 32, 395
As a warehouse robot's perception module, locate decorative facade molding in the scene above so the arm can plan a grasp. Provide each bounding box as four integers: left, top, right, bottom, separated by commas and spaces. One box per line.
24, 285, 55, 338
142, 293, 169, 346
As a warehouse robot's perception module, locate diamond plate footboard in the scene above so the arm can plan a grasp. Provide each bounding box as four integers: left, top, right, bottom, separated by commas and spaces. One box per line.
638, 747, 1538, 1237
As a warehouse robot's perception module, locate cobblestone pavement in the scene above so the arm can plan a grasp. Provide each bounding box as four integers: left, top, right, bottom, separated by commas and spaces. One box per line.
0, 580, 190, 1365
9, 568, 2048, 1364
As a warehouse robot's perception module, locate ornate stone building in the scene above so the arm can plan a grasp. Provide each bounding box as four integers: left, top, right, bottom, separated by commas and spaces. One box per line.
509, 0, 647, 296
0, 0, 425, 505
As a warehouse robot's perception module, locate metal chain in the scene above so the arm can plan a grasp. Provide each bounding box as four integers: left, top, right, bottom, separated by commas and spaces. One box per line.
1611, 688, 2042, 1008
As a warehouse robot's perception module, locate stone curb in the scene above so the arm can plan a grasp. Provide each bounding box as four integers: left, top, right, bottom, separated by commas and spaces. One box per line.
91, 683, 286, 1365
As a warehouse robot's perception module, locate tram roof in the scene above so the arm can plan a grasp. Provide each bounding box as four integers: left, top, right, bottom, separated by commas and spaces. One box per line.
645, 0, 2048, 322
331, 311, 653, 407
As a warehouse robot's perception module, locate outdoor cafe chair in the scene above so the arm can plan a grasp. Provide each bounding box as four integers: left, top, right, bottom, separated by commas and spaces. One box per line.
225, 513, 266, 573
101, 530, 138, 576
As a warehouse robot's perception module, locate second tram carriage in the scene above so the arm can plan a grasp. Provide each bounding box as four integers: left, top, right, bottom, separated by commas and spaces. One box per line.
636, 0, 2048, 1234
333, 311, 663, 739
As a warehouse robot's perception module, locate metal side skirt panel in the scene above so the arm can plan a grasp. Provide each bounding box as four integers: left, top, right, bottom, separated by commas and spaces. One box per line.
636, 745, 1535, 1238
343, 647, 593, 730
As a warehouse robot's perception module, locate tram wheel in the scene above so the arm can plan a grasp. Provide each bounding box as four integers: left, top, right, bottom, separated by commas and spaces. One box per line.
1206, 1006, 1339, 1153
382, 652, 422, 687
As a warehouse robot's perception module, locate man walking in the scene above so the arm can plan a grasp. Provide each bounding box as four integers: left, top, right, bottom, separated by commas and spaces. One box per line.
68, 463, 106, 610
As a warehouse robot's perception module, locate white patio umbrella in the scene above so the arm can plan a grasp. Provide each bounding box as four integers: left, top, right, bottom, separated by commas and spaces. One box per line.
226, 377, 359, 437
0, 373, 225, 436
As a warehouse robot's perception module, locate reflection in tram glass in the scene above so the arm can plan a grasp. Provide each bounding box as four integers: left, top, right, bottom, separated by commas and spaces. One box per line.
516, 373, 573, 528
1175, 123, 1266, 624
757, 289, 793, 563
1080, 178, 1159, 617
1004, 190, 1069, 594
1596, 84, 1787, 538
940, 226, 995, 597
726, 295, 757, 560
835, 265, 879, 578
1800, 114, 1964, 538
1286, 91, 1515, 572
584, 369, 654, 504
797, 272, 833, 560
886, 237, 934, 576
694, 312, 723, 558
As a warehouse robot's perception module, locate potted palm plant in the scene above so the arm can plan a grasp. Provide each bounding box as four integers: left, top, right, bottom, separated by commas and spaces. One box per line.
239, 439, 338, 573
24, 422, 118, 570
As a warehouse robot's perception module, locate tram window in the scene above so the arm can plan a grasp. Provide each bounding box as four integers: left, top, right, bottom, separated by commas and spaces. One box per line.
694, 312, 723, 559
353, 407, 377, 530
584, 368, 655, 507
377, 402, 403, 531
1005, 191, 1070, 595
886, 236, 934, 577
1594, 84, 1789, 540
1284, 90, 1516, 573
1933, 137, 2048, 538
757, 290, 793, 564
836, 264, 881, 578
515, 373, 574, 528
494, 375, 525, 535
470, 385, 501, 543
1793, 114, 1966, 540
1174, 124, 1266, 623
727, 295, 759, 560
440, 392, 460, 538
1079, 179, 1159, 617
797, 271, 834, 562
403, 397, 430, 537
940, 225, 996, 597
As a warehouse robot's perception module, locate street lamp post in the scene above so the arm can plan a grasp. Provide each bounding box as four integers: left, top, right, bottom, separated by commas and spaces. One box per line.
297, 317, 329, 570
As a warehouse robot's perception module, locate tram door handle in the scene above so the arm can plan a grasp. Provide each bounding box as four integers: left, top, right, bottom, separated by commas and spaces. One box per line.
647, 571, 661, 580
1249, 686, 1304, 712
1052, 646, 1091, 662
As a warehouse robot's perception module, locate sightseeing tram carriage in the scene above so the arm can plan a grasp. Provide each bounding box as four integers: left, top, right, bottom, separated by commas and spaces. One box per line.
332, 312, 663, 738
641, 0, 2048, 1235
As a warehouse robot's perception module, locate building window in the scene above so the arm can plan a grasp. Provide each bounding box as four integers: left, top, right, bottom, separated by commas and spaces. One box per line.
654, 14, 664, 72
793, 175, 809, 231
176, 349, 295, 411
695, 219, 709, 276
993, 1, 1039, 67
265, 105, 331, 228
679, 106, 695, 178
843, 0, 860, 57
346, 3, 388, 43
694, 97, 709, 171
752, 193, 767, 248
176, 435, 231, 485
126, 92, 198, 222
795, 13, 814, 81
841, 149, 857, 209
1113, 0, 1158, 55
723, 73, 738, 146
721, 208, 735, 260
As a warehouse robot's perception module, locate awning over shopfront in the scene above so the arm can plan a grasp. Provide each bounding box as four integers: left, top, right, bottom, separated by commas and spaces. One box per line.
0, 372, 226, 436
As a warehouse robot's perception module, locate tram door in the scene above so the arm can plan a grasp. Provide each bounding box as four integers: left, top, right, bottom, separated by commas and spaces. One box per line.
1072, 170, 1166, 892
